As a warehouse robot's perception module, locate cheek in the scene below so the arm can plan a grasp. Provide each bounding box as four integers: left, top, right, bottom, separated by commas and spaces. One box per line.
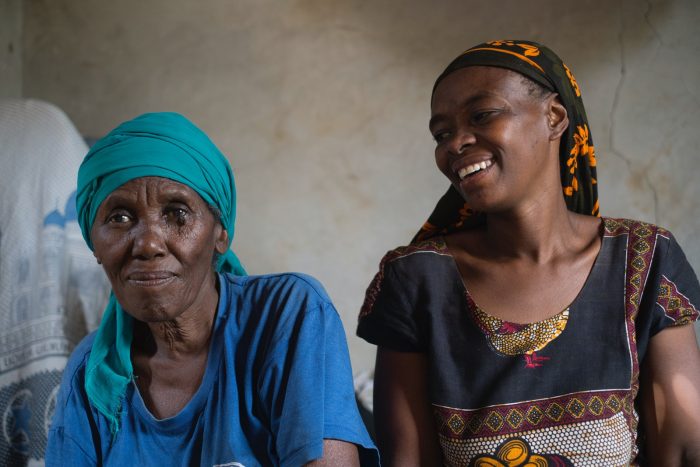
95, 247, 125, 283
91, 229, 122, 266
435, 147, 451, 177
514, 117, 547, 150
177, 226, 218, 266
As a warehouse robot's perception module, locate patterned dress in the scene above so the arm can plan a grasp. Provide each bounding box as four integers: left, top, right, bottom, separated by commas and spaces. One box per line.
357, 218, 700, 466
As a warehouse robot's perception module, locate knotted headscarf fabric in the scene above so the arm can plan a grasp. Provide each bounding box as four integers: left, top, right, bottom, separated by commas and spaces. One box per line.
413, 40, 598, 243
76, 112, 246, 435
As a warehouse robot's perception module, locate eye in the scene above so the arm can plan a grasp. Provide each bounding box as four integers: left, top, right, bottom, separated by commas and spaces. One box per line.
472, 107, 505, 125
107, 212, 132, 224
432, 130, 452, 144
166, 207, 189, 226
471, 110, 497, 124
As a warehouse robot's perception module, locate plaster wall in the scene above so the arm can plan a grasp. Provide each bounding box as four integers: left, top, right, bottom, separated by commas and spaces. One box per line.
0, 0, 22, 97
22, 0, 700, 370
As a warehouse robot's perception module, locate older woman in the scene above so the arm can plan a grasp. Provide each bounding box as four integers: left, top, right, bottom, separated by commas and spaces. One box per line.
358, 41, 700, 465
46, 113, 378, 466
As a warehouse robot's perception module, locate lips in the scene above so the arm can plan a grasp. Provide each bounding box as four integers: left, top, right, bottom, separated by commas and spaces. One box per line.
126, 271, 176, 287
457, 159, 494, 180
453, 157, 495, 181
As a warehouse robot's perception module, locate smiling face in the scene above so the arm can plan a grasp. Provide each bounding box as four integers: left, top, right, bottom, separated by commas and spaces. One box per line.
90, 177, 229, 323
430, 66, 567, 213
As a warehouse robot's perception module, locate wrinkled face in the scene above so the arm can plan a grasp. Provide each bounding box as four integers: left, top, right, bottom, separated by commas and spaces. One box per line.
91, 177, 228, 322
430, 66, 555, 212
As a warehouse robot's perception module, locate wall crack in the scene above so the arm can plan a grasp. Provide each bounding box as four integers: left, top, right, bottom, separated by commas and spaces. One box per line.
609, 0, 659, 223
643, 0, 663, 46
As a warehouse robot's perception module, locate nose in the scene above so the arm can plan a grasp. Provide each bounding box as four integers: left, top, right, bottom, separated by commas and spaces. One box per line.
131, 219, 167, 259
449, 130, 476, 156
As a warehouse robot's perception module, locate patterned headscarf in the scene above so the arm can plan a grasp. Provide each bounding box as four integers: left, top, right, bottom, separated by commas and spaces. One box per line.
76, 112, 246, 435
414, 40, 598, 243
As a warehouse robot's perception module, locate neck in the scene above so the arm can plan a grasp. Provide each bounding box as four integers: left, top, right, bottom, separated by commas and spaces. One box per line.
483, 191, 579, 263
478, 139, 586, 263
135, 274, 219, 358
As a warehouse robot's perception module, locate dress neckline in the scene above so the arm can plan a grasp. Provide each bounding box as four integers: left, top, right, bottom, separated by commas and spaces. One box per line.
130, 274, 227, 431
434, 217, 609, 357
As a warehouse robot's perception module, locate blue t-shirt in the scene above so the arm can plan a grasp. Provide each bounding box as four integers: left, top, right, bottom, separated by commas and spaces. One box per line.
46, 273, 379, 466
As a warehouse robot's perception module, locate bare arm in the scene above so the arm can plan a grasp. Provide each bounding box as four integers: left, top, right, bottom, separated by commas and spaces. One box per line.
641, 324, 700, 466
305, 439, 359, 466
373, 348, 442, 467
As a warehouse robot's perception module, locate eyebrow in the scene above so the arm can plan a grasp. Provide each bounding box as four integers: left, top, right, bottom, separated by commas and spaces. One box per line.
100, 192, 135, 207
99, 184, 196, 211
429, 91, 499, 130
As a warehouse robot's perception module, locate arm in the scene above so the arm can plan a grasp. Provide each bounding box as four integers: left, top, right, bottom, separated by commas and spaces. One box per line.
305, 440, 359, 466
641, 324, 700, 466
258, 281, 377, 466
46, 428, 98, 467
374, 348, 442, 467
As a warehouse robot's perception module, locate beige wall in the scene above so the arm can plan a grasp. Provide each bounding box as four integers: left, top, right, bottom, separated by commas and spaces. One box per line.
21, 0, 700, 370
0, 0, 22, 97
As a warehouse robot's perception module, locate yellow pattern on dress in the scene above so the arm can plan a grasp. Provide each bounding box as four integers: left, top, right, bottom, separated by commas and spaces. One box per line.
473, 307, 569, 356
473, 438, 551, 467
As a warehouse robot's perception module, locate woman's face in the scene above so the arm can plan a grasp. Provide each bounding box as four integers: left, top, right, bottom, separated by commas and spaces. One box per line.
430, 66, 559, 212
90, 177, 228, 322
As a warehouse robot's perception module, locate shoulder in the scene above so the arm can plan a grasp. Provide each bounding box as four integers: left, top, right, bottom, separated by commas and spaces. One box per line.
63, 332, 96, 386
369, 238, 455, 284
377, 238, 459, 282
380, 238, 452, 265
359, 239, 458, 321
602, 217, 673, 239
601, 217, 683, 265
601, 216, 692, 278
51, 332, 96, 427
218, 273, 341, 335
603, 218, 700, 329
221, 271, 332, 307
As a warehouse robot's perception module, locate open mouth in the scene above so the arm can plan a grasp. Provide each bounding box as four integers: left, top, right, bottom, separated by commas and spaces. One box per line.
457, 159, 494, 180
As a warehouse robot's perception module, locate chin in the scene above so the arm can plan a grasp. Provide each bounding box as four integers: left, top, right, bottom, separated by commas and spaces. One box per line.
457, 187, 511, 214
118, 297, 182, 323
457, 193, 497, 212
137, 308, 179, 323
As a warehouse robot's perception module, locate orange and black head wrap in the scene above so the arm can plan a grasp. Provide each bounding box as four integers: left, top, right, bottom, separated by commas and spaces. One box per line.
414, 40, 598, 243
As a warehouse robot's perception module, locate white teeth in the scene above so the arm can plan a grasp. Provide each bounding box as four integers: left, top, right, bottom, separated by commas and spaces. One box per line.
458, 159, 493, 180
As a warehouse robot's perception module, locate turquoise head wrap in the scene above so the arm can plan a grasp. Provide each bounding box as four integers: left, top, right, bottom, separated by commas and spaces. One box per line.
76, 112, 246, 435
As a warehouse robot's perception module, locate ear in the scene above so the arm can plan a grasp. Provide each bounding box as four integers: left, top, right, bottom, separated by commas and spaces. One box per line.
93, 252, 102, 265
214, 224, 229, 255
546, 94, 569, 140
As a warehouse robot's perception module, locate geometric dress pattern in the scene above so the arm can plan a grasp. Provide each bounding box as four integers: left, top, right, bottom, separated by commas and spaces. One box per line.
358, 218, 700, 466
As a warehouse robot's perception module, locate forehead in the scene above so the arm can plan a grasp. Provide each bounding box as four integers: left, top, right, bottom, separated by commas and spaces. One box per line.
431, 66, 528, 112
102, 176, 204, 205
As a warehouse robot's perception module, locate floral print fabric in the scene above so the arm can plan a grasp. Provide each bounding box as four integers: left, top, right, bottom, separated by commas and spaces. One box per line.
415, 40, 598, 242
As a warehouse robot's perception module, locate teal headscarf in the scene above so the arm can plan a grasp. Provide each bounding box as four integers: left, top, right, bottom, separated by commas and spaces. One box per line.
76, 112, 246, 435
